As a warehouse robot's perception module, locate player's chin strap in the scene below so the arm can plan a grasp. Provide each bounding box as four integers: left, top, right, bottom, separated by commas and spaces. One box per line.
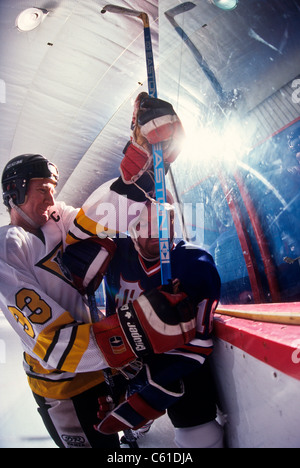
9, 198, 40, 229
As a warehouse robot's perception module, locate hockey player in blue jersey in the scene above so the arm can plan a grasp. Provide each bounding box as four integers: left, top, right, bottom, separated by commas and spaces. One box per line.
94, 194, 224, 448
60, 92, 223, 447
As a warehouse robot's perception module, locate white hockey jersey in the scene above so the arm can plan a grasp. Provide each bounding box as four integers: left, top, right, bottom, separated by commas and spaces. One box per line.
67, 179, 145, 244
0, 190, 124, 399
0, 179, 147, 399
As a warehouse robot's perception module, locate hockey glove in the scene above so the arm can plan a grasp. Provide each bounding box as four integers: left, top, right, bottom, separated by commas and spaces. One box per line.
92, 287, 196, 368
120, 92, 152, 184
62, 237, 116, 295
120, 93, 184, 184
137, 94, 185, 162
95, 362, 184, 435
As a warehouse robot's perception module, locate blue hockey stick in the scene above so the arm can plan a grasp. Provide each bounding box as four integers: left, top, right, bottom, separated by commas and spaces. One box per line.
101, 5, 172, 285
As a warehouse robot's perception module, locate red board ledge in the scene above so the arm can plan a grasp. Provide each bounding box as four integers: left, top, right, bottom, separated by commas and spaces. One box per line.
214, 304, 300, 381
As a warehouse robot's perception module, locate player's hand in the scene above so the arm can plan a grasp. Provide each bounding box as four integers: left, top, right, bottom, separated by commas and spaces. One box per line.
62, 237, 116, 295
136, 94, 185, 162
92, 286, 196, 368
120, 93, 184, 184
95, 362, 184, 435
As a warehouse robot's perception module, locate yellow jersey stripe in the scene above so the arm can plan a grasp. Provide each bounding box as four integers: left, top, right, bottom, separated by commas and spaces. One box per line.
33, 311, 92, 373
66, 208, 117, 244
27, 369, 106, 399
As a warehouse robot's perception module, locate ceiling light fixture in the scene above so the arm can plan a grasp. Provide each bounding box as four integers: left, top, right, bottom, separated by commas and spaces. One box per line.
15, 8, 48, 32
211, 0, 238, 10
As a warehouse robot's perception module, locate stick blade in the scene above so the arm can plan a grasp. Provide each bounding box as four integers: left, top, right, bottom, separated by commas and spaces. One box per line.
101, 4, 142, 16
165, 2, 196, 19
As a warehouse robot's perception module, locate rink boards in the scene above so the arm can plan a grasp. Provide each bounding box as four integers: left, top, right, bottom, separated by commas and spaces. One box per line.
1, 304, 300, 448
212, 303, 300, 448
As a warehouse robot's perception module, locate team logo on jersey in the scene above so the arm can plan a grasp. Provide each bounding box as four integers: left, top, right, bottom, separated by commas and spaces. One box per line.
54, 250, 73, 282
35, 242, 74, 286
109, 336, 126, 355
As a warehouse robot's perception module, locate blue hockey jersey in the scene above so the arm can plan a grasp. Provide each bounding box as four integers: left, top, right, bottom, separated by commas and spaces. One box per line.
104, 238, 221, 365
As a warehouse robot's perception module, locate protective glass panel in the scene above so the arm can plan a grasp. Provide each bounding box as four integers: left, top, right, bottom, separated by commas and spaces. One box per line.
160, 0, 300, 304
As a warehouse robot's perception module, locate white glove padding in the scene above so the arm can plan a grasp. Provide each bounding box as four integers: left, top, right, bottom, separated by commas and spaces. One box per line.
92, 287, 197, 368
95, 363, 184, 435
62, 237, 116, 295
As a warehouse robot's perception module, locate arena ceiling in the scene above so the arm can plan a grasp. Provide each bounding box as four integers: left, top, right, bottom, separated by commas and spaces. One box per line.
0, 0, 299, 225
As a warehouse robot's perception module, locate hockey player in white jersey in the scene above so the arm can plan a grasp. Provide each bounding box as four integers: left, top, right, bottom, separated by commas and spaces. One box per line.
0, 95, 190, 448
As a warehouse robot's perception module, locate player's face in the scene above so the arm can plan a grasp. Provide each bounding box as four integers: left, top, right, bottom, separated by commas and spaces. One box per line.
135, 204, 174, 260
21, 179, 56, 227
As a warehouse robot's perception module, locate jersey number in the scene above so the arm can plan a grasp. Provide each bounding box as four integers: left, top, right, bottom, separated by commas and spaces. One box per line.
8, 289, 52, 339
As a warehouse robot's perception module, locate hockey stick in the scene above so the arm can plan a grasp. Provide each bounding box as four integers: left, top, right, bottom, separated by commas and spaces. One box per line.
101, 4, 172, 286
87, 293, 139, 448
165, 2, 238, 106
217, 303, 300, 325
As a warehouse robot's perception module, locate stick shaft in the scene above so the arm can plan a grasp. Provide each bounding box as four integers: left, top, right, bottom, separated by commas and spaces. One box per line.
165, 9, 225, 100
143, 22, 172, 284
101, 5, 172, 284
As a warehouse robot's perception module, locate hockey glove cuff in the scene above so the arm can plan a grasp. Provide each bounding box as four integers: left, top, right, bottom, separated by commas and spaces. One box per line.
120, 140, 152, 184
95, 363, 184, 434
62, 237, 116, 295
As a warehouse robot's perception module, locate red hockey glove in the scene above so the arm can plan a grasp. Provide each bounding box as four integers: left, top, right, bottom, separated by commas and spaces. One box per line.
120, 93, 184, 184
137, 94, 185, 163
120, 92, 152, 184
62, 237, 116, 295
120, 140, 152, 184
92, 287, 196, 368
95, 363, 184, 435
97, 395, 116, 421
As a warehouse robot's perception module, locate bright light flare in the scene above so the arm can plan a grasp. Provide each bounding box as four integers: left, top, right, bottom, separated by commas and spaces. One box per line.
179, 115, 251, 169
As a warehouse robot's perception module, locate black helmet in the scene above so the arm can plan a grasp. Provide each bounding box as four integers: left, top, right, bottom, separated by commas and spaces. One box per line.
2, 154, 59, 207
